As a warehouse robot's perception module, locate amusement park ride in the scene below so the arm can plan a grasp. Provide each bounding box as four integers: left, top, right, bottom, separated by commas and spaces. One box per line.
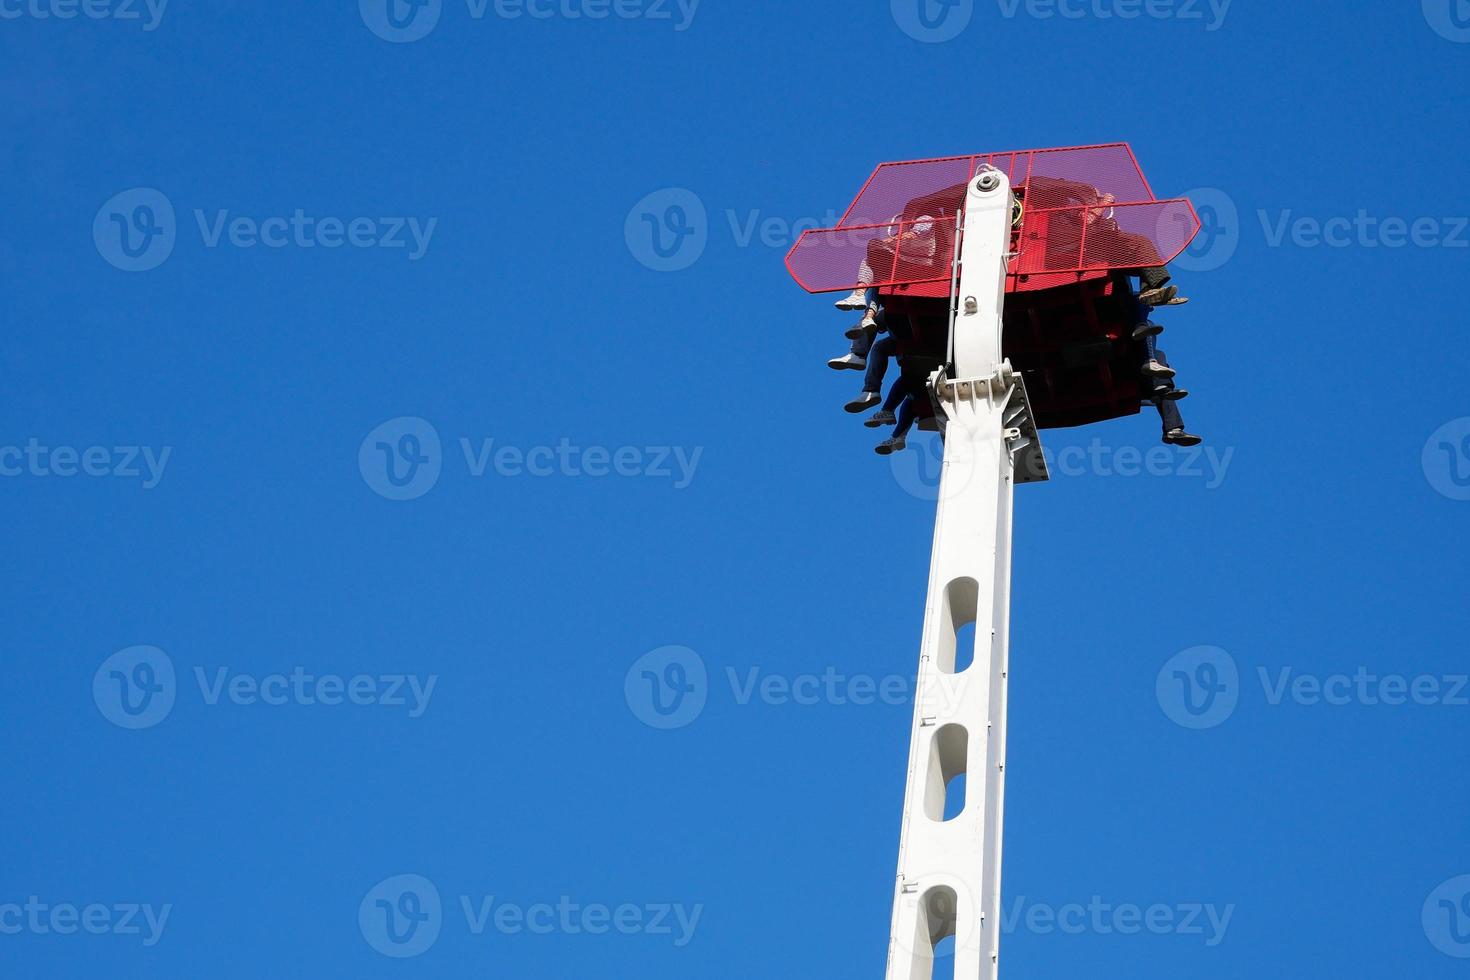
785, 144, 1202, 980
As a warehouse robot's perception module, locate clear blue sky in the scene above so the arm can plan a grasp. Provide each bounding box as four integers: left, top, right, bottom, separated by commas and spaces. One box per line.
3, 1, 1469, 977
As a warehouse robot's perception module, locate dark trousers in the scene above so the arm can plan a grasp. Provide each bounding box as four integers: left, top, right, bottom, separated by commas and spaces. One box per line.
895, 393, 919, 439
864, 336, 895, 394
1141, 344, 1186, 433
1139, 267, 1171, 290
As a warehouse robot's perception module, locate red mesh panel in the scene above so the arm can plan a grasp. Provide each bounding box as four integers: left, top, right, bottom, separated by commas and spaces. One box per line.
836, 144, 1154, 231
786, 217, 956, 293
787, 143, 1197, 294
788, 199, 1198, 293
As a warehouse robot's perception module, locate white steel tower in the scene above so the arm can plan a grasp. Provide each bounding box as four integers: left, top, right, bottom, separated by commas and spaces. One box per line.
884, 167, 1048, 980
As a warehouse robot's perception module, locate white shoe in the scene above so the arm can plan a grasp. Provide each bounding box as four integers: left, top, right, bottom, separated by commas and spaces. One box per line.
835, 290, 868, 311
828, 353, 866, 371
861, 306, 879, 331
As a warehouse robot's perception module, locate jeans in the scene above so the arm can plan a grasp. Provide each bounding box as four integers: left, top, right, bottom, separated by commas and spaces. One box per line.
864, 336, 896, 394
894, 392, 918, 439
1148, 348, 1186, 434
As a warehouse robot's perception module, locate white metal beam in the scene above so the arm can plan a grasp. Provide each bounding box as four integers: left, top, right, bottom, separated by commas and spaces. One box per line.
884, 168, 1043, 980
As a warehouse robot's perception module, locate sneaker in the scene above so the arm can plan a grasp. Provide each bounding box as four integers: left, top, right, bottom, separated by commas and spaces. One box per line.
845, 391, 882, 414
1139, 285, 1177, 306
835, 290, 868, 311
828, 353, 866, 371
1160, 294, 1190, 306
865, 410, 897, 429
1164, 428, 1202, 447
1142, 360, 1176, 379
1157, 387, 1189, 402
875, 435, 908, 455
860, 306, 879, 332
844, 321, 867, 340
1132, 321, 1163, 340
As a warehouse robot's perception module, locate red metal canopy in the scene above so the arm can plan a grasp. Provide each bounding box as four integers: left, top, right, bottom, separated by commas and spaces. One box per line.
785, 143, 1200, 296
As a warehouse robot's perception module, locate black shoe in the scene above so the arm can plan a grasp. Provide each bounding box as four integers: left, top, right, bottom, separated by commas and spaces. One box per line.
845, 391, 882, 414
1139, 285, 1177, 306
1164, 428, 1202, 447
1133, 321, 1163, 340
875, 435, 907, 455
865, 410, 897, 429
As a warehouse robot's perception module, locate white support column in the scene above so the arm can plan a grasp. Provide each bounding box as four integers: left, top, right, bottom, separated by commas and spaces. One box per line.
884, 168, 1042, 980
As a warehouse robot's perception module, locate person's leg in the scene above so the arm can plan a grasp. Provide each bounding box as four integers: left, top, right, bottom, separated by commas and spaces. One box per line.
1139, 266, 1171, 290
865, 376, 908, 428
1139, 332, 1174, 379
863, 336, 895, 394
836, 261, 878, 310
846, 336, 894, 412
1138, 265, 1188, 306
1153, 350, 1202, 445
877, 395, 917, 454
1157, 392, 1185, 433
828, 326, 871, 371
894, 395, 917, 438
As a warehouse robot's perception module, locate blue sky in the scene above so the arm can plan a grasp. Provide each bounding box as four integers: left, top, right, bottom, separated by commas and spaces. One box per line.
2, 0, 1469, 977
